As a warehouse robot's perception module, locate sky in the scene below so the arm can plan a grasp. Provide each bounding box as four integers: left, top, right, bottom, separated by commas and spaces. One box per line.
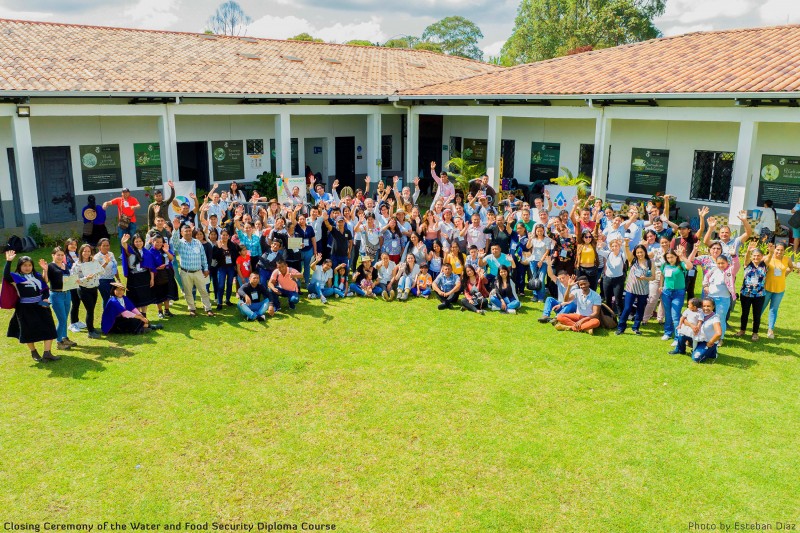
1, 0, 800, 59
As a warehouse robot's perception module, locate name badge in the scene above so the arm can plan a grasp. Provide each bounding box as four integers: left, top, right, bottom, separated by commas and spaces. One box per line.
303, 239, 309, 247
665, 268, 674, 278
774, 268, 783, 277
560, 249, 568, 258
225, 256, 232, 265
123, 201, 129, 208
252, 293, 259, 301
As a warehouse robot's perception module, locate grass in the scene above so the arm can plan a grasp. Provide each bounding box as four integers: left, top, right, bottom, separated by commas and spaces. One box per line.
1, 245, 799, 530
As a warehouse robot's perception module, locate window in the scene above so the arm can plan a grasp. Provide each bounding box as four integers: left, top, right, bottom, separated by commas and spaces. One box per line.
690, 150, 735, 203
501, 139, 515, 179
381, 135, 393, 170
579, 144, 594, 177
269, 138, 299, 175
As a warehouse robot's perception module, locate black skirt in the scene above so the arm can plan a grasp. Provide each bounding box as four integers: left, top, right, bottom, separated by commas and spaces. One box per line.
151, 269, 178, 304
7, 303, 57, 344
84, 223, 110, 247
109, 316, 145, 335
127, 270, 154, 307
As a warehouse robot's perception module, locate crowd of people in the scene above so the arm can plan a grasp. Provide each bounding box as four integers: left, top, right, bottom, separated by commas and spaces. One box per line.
3, 162, 798, 365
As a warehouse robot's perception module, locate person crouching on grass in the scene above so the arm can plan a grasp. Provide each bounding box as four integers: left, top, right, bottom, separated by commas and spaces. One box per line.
267, 259, 303, 315
555, 275, 602, 334
101, 282, 161, 335
432, 263, 461, 310
237, 272, 270, 322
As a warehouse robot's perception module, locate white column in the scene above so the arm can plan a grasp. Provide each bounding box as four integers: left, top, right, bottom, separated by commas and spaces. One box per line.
405, 110, 419, 184
159, 106, 179, 183
274, 112, 292, 177
367, 111, 382, 183
486, 114, 503, 190
11, 115, 40, 226
727, 119, 759, 232
591, 114, 612, 198
297, 137, 306, 181
326, 136, 336, 184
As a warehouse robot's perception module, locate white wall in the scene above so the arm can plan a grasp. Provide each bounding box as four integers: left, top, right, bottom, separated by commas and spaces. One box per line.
291, 115, 368, 178
753, 122, 800, 212
175, 115, 276, 183
29, 116, 160, 195
441, 115, 488, 166
607, 120, 740, 207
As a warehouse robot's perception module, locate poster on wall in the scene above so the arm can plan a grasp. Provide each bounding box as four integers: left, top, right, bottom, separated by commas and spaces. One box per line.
629, 148, 669, 195
463, 138, 487, 164
167, 180, 198, 222
530, 142, 561, 182
544, 184, 577, 217
276, 175, 307, 205
133, 142, 162, 187
758, 154, 800, 210
80, 144, 123, 191
211, 140, 245, 181
247, 139, 264, 170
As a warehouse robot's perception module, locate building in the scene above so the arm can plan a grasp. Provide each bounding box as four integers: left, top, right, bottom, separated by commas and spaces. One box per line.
2, 18, 800, 231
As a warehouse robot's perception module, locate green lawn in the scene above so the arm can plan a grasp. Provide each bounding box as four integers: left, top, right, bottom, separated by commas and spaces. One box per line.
1, 246, 799, 531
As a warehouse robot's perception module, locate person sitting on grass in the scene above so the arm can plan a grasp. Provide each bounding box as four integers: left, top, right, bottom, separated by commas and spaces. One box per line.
267, 259, 302, 315
489, 265, 521, 314
690, 298, 723, 363
412, 263, 433, 298
308, 254, 335, 303
432, 262, 461, 310
101, 282, 161, 335
393, 253, 419, 301
555, 275, 601, 334
331, 263, 350, 298
460, 264, 489, 314
350, 256, 378, 297
669, 297, 704, 354
237, 272, 271, 322
376, 252, 398, 301
538, 256, 578, 324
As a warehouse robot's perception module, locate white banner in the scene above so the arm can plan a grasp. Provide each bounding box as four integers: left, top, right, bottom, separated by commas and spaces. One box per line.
544, 185, 577, 216
167, 181, 198, 221
277, 175, 307, 205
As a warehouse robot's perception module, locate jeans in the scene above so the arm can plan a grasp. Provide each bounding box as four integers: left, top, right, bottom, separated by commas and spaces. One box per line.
117, 222, 137, 241
308, 282, 337, 298
541, 298, 576, 317
397, 275, 415, 291
489, 295, 521, 311
411, 287, 431, 297
208, 266, 220, 299
238, 300, 270, 320
672, 334, 693, 354
98, 278, 114, 308
349, 283, 367, 296
661, 288, 686, 338
216, 265, 236, 305
300, 248, 315, 287
50, 291, 71, 342
617, 292, 648, 332
269, 288, 299, 310
761, 290, 785, 331
692, 341, 718, 363
710, 296, 731, 338
529, 262, 547, 301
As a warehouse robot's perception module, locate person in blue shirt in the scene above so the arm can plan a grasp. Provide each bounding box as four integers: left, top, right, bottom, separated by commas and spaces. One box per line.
432, 263, 461, 310
478, 243, 516, 285
554, 275, 602, 334
310, 179, 340, 205
81, 195, 109, 246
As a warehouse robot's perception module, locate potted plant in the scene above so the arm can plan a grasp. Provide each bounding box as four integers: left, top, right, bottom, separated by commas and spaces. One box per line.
550, 167, 592, 200
445, 154, 486, 200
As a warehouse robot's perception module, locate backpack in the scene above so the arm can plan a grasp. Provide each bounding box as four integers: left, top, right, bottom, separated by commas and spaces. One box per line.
5, 235, 23, 253
22, 236, 37, 252
599, 303, 618, 329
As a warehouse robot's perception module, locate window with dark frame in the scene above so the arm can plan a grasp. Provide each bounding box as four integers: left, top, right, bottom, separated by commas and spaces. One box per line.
381, 135, 392, 170
690, 150, 735, 203
579, 144, 594, 178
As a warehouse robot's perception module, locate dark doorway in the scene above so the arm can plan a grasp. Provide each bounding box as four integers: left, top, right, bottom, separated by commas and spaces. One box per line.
501, 139, 516, 179
579, 144, 595, 178
177, 141, 210, 192
335, 136, 356, 189
418, 115, 444, 178
32, 146, 75, 224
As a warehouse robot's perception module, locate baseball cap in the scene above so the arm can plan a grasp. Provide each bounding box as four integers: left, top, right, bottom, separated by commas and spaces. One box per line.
678, 222, 691, 229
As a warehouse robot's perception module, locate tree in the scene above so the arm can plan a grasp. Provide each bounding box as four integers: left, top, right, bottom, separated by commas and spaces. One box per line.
384, 37, 412, 48
289, 33, 323, 42
501, 0, 665, 65
346, 40, 375, 46
421, 16, 484, 61
206, 1, 252, 37
412, 41, 444, 54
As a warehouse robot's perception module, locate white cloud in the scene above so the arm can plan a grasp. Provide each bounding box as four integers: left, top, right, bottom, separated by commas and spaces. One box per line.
248, 13, 385, 43
122, 0, 180, 29
660, 23, 715, 37
0, 6, 53, 21
482, 39, 504, 57
759, 0, 800, 25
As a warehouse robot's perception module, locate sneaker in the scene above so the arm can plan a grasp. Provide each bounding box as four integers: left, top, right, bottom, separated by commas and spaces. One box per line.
633, 330, 642, 336
421, 294, 429, 299
216, 304, 223, 310
308, 293, 317, 299
437, 303, 448, 310
257, 315, 266, 322
668, 349, 683, 355
320, 296, 328, 304
507, 309, 516, 314
87, 331, 101, 339
660, 334, 671, 341
348, 292, 355, 297
488, 304, 500, 312
158, 311, 164, 319
767, 330, 775, 339
478, 310, 485, 315
75, 321, 87, 330
615, 330, 623, 335
56, 341, 72, 350
531, 297, 539, 303
751, 333, 759, 341
164, 310, 174, 318
671, 340, 678, 347
554, 323, 571, 331
389, 290, 397, 301
586, 328, 594, 335
69, 323, 82, 333
538, 316, 551, 323
403, 289, 411, 301
63, 338, 78, 347
382, 290, 390, 302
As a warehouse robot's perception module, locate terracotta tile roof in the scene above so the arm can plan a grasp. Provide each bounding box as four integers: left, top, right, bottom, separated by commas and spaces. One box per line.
402, 25, 800, 97
0, 19, 500, 97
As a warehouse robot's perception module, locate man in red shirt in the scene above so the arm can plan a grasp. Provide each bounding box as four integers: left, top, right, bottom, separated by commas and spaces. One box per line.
267, 259, 302, 315
103, 187, 141, 241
